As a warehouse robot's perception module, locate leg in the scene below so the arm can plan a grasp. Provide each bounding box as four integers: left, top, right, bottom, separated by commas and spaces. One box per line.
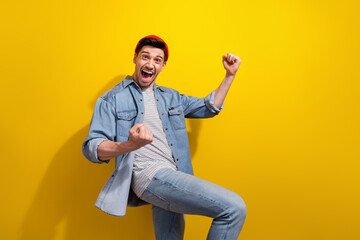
140, 168, 247, 240
152, 205, 185, 240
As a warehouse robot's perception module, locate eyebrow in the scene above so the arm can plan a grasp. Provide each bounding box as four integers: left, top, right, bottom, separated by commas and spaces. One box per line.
141, 51, 164, 60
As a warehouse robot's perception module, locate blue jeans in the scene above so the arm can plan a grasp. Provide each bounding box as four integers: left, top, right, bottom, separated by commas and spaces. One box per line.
139, 168, 247, 240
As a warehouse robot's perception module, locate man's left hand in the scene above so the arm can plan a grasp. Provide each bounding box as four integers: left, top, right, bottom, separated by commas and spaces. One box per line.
223, 53, 241, 76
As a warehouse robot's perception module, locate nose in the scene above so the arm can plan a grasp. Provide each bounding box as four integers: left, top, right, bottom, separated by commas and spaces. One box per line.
145, 59, 155, 70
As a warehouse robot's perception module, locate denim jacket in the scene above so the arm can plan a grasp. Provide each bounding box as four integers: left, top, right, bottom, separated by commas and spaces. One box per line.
82, 75, 223, 216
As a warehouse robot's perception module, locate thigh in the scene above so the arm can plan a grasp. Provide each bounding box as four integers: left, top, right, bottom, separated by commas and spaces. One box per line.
140, 168, 244, 218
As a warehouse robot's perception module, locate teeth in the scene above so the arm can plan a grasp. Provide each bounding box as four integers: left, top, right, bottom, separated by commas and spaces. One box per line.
143, 70, 153, 75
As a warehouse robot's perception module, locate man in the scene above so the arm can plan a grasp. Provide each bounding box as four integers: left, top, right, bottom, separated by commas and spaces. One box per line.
83, 35, 247, 240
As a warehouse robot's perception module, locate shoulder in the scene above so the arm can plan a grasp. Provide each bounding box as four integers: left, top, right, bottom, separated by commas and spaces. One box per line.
99, 76, 134, 103
157, 85, 180, 95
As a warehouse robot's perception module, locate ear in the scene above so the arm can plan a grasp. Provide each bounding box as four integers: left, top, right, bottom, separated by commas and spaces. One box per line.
133, 53, 137, 64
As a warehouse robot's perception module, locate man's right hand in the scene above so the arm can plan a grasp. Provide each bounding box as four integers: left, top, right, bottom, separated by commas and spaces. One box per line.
97, 123, 153, 161
128, 123, 153, 149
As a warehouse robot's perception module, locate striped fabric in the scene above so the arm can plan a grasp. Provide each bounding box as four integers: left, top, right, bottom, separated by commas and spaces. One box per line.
131, 87, 177, 197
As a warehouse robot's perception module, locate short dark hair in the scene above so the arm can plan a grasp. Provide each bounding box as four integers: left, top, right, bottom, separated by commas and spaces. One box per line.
135, 37, 168, 62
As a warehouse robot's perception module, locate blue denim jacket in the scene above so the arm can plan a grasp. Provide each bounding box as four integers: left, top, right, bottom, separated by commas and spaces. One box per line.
82, 75, 223, 216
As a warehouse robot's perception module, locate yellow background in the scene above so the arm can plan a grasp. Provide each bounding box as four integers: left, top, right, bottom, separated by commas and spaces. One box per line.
1, 0, 359, 239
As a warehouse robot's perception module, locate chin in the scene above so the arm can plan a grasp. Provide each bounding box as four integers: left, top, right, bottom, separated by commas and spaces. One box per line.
140, 80, 154, 88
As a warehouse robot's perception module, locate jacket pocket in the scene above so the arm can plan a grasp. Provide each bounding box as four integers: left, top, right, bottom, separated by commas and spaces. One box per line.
116, 109, 137, 137
168, 105, 186, 130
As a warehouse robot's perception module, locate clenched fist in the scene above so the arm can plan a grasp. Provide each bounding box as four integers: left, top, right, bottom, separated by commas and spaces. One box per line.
223, 53, 241, 76
128, 123, 153, 149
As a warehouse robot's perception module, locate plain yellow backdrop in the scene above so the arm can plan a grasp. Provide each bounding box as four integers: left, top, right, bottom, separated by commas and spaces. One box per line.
1, 0, 359, 239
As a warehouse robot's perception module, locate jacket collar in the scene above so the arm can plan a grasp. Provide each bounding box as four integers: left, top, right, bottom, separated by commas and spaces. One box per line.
122, 75, 135, 88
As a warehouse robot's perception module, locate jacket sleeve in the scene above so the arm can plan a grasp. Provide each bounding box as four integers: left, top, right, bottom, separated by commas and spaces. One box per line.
82, 97, 116, 164
181, 90, 224, 118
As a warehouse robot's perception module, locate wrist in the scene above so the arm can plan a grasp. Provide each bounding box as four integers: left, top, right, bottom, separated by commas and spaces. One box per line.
120, 140, 138, 152
225, 71, 236, 78
224, 73, 236, 83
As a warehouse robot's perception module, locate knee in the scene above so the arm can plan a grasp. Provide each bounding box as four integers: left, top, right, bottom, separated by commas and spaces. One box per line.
228, 194, 247, 222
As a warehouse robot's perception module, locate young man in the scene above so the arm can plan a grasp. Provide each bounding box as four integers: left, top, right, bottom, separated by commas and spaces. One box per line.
83, 35, 247, 240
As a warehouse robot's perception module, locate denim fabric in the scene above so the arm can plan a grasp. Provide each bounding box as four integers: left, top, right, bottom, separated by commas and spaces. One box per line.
82, 75, 224, 216
141, 168, 247, 240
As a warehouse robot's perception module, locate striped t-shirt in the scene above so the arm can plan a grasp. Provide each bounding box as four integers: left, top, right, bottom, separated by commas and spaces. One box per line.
131, 87, 177, 197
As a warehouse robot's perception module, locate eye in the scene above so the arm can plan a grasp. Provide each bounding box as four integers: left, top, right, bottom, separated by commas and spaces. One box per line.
154, 58, 162, 64
141, 55, 149, 60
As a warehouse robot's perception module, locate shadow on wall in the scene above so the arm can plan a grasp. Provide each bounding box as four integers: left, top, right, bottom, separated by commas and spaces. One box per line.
19, 75, 203, 240
19, 125, 154, 240
187, 119, 202, 160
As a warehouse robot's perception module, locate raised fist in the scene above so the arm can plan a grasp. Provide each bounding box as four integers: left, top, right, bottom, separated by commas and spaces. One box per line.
128, 123, 153, 149
223, 53, 241, 76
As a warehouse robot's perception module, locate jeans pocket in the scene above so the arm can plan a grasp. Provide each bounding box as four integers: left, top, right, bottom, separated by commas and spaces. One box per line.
141, 188, 171, 211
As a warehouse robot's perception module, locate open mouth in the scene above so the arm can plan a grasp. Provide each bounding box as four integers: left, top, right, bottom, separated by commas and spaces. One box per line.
141, 69, 154, 81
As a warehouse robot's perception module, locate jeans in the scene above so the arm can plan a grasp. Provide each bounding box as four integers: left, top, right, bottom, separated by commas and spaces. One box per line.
139, 168, 247, 240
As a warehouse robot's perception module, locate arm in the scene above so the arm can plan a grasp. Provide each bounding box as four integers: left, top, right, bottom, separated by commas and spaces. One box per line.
214, 53, 242, 109
82, 97, 153, 163
173, 53, 241, 119
97, 123, 153, 161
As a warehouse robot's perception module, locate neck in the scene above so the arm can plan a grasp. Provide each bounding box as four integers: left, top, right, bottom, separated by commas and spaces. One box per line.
131, 73, 155, 90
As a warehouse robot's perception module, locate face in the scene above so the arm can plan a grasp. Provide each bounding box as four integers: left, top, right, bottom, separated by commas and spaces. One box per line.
132, 45, 166, 89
